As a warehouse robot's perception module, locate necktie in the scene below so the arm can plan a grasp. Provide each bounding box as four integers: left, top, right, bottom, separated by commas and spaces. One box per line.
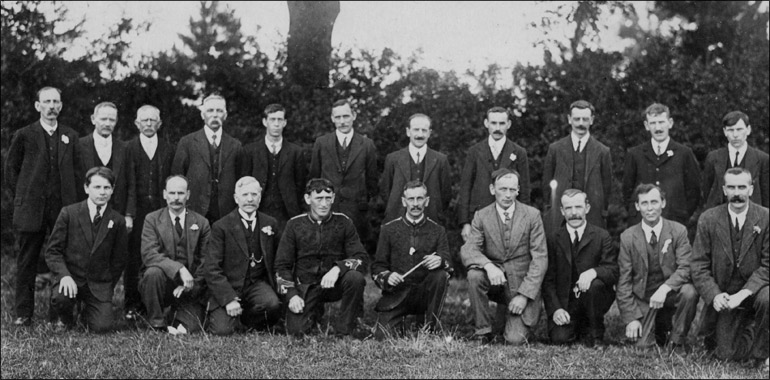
573, 230, 579, 247
656, 145, 662, 156
212, 134, 218, 149
650, 230, 658, 246
503, 211, 511, 227
271, 143, 278, 155
734, 152, 739, 167
342, 136, 348, 150
734, 217, 740, 235
174, 216, 183, 237
416, 151, 421, 164
576, 139, 581, 153
244, 219, 253, 233
93, 205, 102, 226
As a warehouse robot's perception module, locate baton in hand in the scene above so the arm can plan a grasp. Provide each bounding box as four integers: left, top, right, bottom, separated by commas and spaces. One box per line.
401, 252, 437, 279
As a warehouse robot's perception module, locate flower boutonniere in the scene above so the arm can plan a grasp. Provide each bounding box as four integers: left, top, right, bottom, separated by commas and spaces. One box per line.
666, 150, 673, 157
61, 135, 69, 144
753, 225, 762, 235
660, 238, 672, 254
261, 226, 274, 236
190, 224, 199, 231
509, 153, 517, 162
107, 220, 114, 229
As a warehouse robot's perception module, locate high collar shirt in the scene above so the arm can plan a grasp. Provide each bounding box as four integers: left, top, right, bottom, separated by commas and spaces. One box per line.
570, 132, 590, 153
93, 130, 113, 165
139, 134, 158, 160
488, 135, 507, 160
641, 217, 663, 244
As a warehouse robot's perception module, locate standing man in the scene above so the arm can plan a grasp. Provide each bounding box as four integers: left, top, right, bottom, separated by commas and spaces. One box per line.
372, 180, 451, 335
381, 113, 452, 225
459, 107, 531, 242
617, 184, 698, 349
45, 167, 128, 332
139, 175, 210, 333
239, 104, 307, 233
460, 168, 547, 344
172, 94, 242, 225
622, 103, 701, 226
542, 189, 618, 346
76, 102, 130, 228
123, 104, 175, 320
275, 178, 369, 338
542, 100, 612, 230
6, 87, 80, 326
204, 177, 281, 336
309, 99, 378, 247
692, 168, 768, 365
702, 111, 769, 210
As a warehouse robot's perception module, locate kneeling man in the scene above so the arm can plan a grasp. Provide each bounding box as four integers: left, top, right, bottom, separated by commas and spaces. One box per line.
275, 178, 369, 337
542, 189, 618, 346
372, 180, 451, 335
461, 168, 547, 344
46, 167, 128, 332
617, 184, 698, 348
139, 175, 210, 333
205, 176, 281, 335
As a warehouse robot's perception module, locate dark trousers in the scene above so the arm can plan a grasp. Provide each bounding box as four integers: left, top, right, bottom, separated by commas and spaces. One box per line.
15, 207, 57, 319
466, 268, 530, 344
376, 270, 449, 334
139, 267, 205, 331
50, 282, 113, 333
548, 279, 615, 344
635, 283, 698, 347
208, 279, 281, 336
286, 270, 365, 336
705, 286, 769, 361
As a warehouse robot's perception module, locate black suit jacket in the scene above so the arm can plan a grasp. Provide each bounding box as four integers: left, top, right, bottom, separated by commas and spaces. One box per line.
702, 146, 770, 210
125, 136, 175, 216
458, 139, 531, 225
45, 201, 128, 302
239, 137, 307, 217
542, 223, 618, 317
380, 147, 452, 223
171, 129, 242, 217
204, 209, 279, 309
309, 132, 378, 209
5, 121, 79, 231
76, 134, 129, 215
622, 139, 701, 224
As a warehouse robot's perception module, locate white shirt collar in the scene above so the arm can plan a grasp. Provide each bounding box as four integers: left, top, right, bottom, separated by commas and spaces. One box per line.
495, 202, 516, 224
728, 204, 749, 230
336, 129, 353, 147
408, 144, 427, 163
87, 198, 104, 222
39, 119, 58, 135
727, 143, 748, 164
169, 208, 186, 227
265, 135, 283, 154
238, 208, 257, 231
570, 132, 590, 152
651, 137, 670, 155
641, 217, 663, 244
93, 130, 112, 147
203, 126, 222, 145
139, 134, 158, 158
488, 135, 507, 160
566, 222, 587, 242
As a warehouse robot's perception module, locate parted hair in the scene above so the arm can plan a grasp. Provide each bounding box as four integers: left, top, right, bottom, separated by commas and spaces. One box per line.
490, 168, 520, 185
305, 178, 335, 195
85, 166, 115, 186
632, 183, 666, 202
560, 188, 588, 206
569, 100, 595, 115
722, 111, 750, 128
264, 103, 285, 118
402, 180, 428, 196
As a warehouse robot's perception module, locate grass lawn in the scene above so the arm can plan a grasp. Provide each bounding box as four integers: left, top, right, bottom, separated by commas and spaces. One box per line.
1, 254, 767, 379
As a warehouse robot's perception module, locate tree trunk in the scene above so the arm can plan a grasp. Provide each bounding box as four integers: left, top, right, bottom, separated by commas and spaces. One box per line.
287, 1, 340, 91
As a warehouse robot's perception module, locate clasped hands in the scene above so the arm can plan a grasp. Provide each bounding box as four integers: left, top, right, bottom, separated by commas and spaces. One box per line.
172, 267, 195, 298
713, 289, 752, 312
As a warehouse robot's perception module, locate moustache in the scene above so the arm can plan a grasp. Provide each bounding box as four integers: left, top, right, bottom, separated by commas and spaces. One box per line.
492, 130, 504, 136
729, 195, 746, 203
410, 206, 423, 211
567, 215, 583, 221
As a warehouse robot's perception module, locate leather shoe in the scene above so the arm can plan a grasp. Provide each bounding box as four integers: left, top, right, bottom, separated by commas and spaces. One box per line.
13, 317, 32, 327
472, 332, 495, 345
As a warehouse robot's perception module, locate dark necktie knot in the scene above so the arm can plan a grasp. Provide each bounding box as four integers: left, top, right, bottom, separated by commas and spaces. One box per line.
575, 140, 581, 153
174, 216, 183, 237
93, 205, 103, 225
572, 230, 580, 247
650, 230, 658, 246
734, 217, 741, 234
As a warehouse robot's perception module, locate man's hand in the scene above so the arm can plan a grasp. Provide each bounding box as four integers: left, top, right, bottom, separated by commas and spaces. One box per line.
484, 263, 506, 286
649, 284, 671, 309
576, 269, 597, 292
288, 295, 305, 314
125, 216, 133, 233
387, 272, 404, 287
178, 267, 194, 290
173, 285, 186, 298
508, 295, 528, 315
461, 224, 472, 243
553, 308, 571, 326
321, 266, 340, 289
727, 289, 752, 310
225, 300, 242, 317
625, 320, 642, 340
713, 292, 729, 312
59, 276, 77, 298
423, 255, 442, 270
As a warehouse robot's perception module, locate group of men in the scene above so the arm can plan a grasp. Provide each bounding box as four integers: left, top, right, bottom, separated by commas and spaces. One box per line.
5, 87, 768, 367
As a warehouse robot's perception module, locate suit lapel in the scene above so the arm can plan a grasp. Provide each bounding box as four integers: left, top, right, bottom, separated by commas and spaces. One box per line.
632, 224, 648, 272
583, 137, 599, 183
231, 212, 250, 258
324, 134, 343, 173
158, 208, 176, 260
714, 206, 734, 264
257, 214, 272, 267
81, 135, 95, 169
506, 202, 526, 252
219, 133, 236, 165
557, 137, 574, 171
194, 130, 211, 168
659, 220, 673, 267
77, 201, 94, 248
396, 149, 410, 181
112, 141, 124, 178
556, 227, 573, 266
743, 147, 759, 176
276, 141, 290, 173
499, 140, 515, 167
32, 124, 50, 165
185, 210, 200, 269
738, 205, 761, 264
92, 206, 113, 253
345, 133, 364, 170
576, 225, 593, 259
483, 206, 504, 254
423, 148, 438, 180
481, 142, 496, 173
56, 128, 69, 165
642, 142, 658, 165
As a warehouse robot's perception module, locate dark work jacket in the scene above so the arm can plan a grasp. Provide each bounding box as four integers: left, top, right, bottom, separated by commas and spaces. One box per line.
239, 137, 307, 217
